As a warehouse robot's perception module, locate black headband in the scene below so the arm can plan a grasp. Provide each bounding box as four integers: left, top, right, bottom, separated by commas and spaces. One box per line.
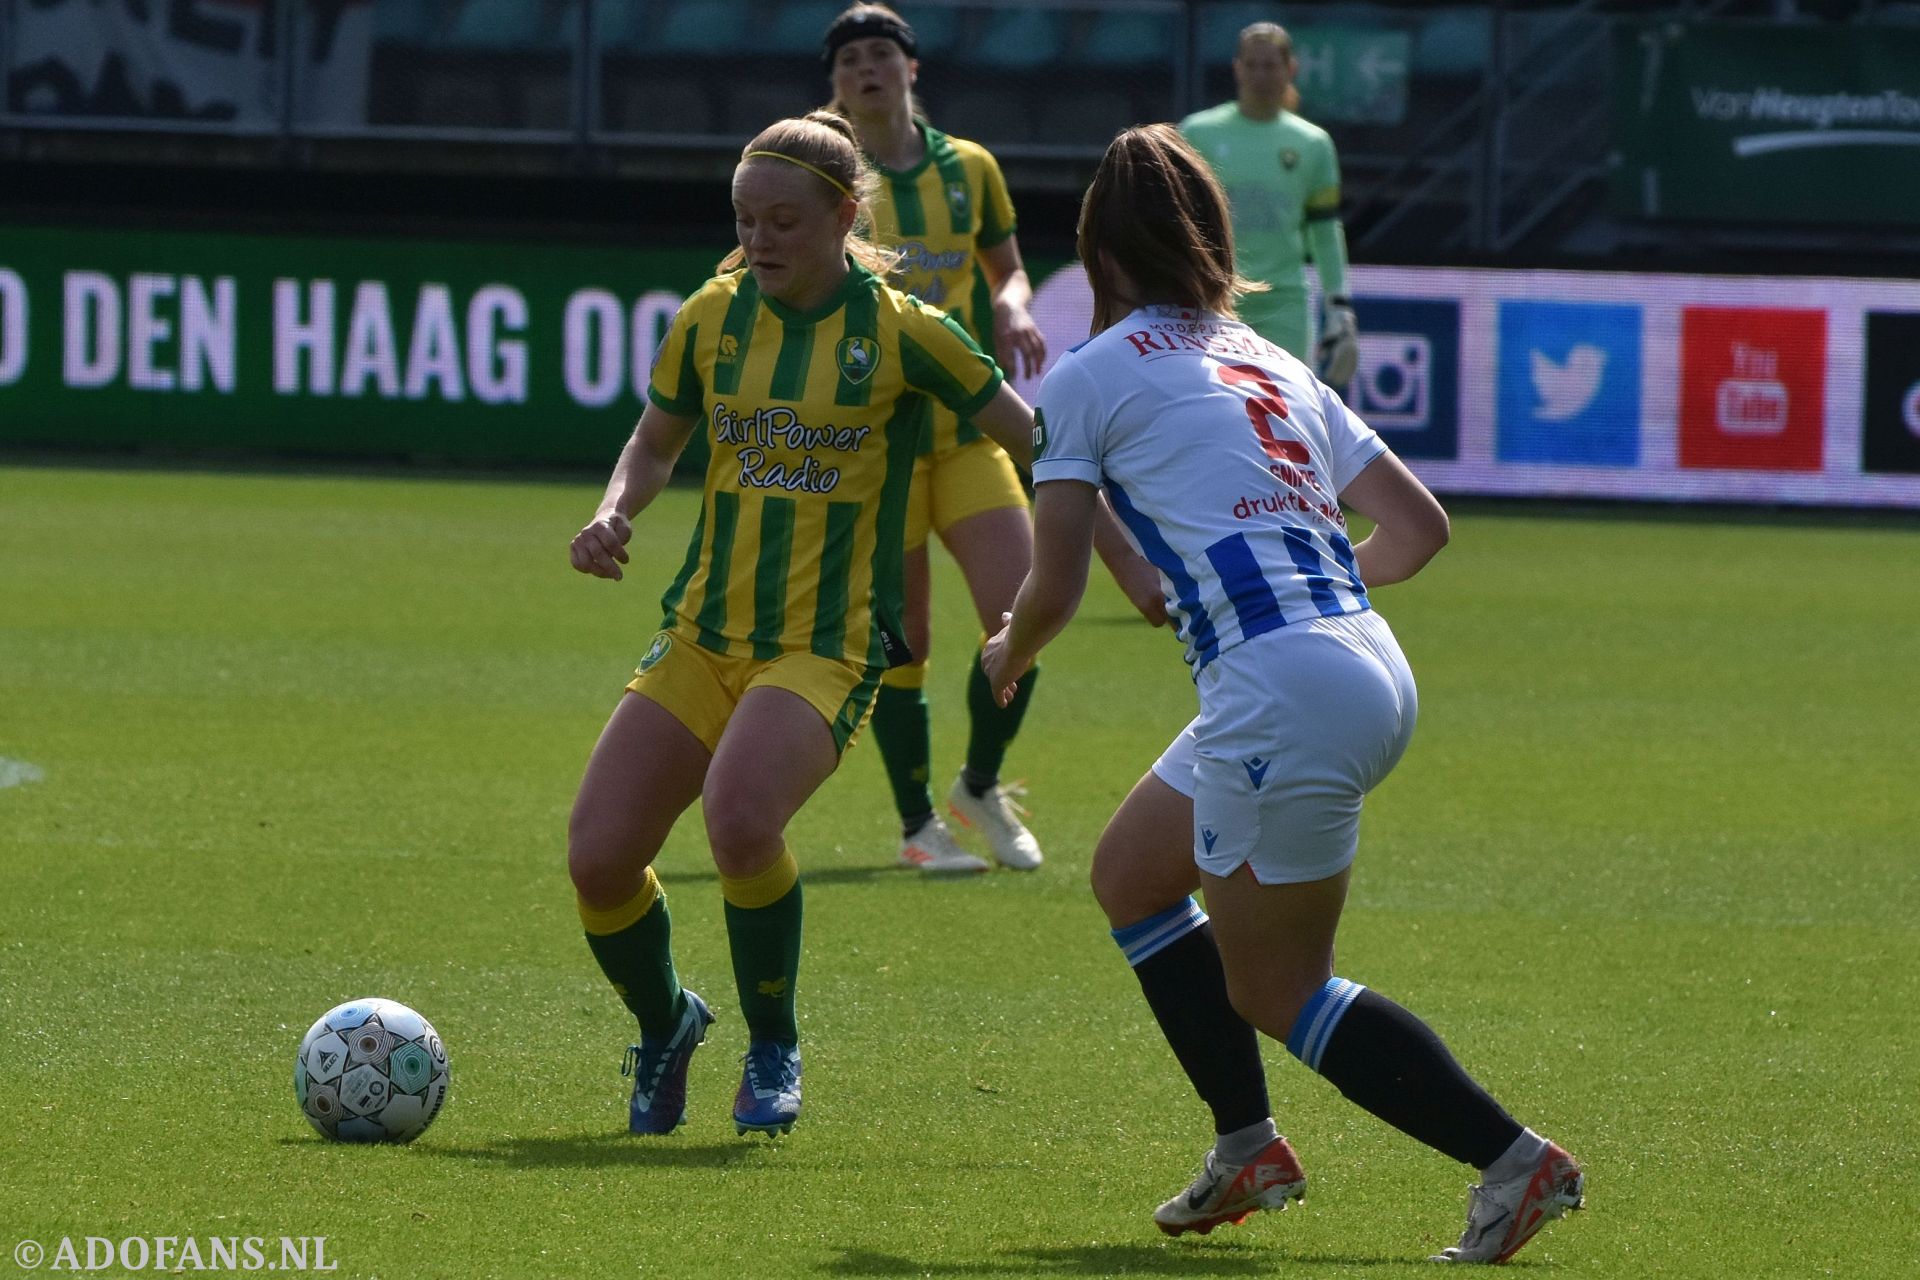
822, 11, 917, 67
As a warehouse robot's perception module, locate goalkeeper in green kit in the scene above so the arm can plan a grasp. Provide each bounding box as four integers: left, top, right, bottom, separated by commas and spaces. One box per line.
1180, 21, 1358, 384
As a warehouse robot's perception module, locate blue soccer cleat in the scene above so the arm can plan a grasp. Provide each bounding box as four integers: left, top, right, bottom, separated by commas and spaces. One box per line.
622, 989, 713, 1135
733, 1040, 802, 1136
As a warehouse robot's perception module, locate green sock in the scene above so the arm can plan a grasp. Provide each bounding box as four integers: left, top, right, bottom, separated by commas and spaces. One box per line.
581, 883, 685, 1042
871, 681, 934, 821
721, 861, 803, 1045
966, 649, 1039, 785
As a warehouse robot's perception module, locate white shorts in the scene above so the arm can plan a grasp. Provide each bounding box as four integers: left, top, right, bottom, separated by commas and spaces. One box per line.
1150, 610, 1418, 885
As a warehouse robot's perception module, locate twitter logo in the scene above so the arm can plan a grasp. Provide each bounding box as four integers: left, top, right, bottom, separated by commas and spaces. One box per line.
1531, 344, 1607, 421
1498, 301, 1641, 466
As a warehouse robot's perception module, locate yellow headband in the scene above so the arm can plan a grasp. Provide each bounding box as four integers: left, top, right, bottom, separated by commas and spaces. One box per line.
744, 150, 854, 199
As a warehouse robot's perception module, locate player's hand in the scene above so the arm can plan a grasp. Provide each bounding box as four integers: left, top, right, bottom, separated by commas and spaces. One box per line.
1317, 298, 1360, 387
570, 511, 632, 580
981, 612, 1031, 707
995, 303, 1048, 381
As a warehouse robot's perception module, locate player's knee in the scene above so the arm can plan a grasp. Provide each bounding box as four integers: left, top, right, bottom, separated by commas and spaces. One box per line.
700, 795, 783, 877
1090, 828, 1195, 927
1225, 970, 1325, 1043
566, 805, 659, 905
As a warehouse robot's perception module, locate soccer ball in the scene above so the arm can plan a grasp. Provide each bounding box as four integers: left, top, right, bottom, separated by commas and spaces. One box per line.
294, 998, 449, 1143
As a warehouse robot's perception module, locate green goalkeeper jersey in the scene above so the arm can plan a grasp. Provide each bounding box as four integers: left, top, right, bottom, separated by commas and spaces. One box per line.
1178, 102, 1347, 357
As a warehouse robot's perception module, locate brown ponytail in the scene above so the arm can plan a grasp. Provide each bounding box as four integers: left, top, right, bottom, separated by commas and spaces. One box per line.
1077, 124, 1267, 333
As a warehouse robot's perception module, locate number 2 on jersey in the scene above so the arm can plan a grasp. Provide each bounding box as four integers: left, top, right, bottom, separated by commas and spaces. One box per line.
1219, 363, 1309, 465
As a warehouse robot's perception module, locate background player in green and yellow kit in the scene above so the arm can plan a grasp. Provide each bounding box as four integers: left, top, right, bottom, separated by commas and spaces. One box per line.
565, 111, 1036, 1138
1180, 21, 1360, 385
823, 4, 1053, 875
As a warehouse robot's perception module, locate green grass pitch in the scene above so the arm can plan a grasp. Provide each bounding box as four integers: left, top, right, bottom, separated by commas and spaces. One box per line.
2, 463, 1916, 1278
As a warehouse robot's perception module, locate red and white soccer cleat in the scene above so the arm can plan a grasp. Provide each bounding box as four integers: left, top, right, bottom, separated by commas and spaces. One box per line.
1431, 1140, 1585, 1264
1152, 1135, 1308, 1237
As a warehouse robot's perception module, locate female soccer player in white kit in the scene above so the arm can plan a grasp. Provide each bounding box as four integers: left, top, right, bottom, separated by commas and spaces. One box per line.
983, 125, 1584, 1265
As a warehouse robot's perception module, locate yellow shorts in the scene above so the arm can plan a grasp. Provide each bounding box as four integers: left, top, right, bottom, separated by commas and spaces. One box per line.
903, 437, 1029, 552
624, 629, 881, 756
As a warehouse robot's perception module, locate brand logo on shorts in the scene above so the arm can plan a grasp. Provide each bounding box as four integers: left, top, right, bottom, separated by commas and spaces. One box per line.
638, 632, 673, 672
1243, 757, 1271, 791
836, 335, 880, 385
1201, 827, 1219, 854
1032, 407, 1049, 458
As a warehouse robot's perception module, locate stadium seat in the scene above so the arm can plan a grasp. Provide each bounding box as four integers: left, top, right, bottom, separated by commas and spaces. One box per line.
587, 0, 654, 50
965, 8, 1065, 70
1198, 2, 1272, 61
448, 0, 555, 48
374, 0, 438, 43
654, 0, 748, 54
1077, 11, 1176, 68
898, 4, 959, 55
761, 1, 844, 55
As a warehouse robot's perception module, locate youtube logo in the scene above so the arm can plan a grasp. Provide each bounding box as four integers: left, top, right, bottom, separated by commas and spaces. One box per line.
1678, 306, 1825, 472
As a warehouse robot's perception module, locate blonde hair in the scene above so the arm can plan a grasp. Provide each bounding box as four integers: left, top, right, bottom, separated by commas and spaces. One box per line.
718, 111, 898, 277
1078, 124, 1266, 332
1237, 22, 1303, 114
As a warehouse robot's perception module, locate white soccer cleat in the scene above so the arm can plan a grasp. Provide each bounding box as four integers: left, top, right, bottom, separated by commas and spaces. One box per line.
897, 817, 990, 874
1431, 1140, 1585, 1264
946, 777, 1043, 870
1153, 1135, 1308, 1236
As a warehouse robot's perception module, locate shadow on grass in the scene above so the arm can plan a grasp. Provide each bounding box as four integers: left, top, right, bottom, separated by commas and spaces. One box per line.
282, 1132, 769, 1170
825, 1242, 1414, 1276
664, 865, 949, 887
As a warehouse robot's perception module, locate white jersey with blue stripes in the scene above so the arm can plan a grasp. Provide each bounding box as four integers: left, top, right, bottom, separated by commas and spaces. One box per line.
1032, 304, 1387, 673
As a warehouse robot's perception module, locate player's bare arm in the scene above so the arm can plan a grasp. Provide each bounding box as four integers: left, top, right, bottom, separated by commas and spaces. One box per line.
984, 478, 1097, 702
967, 380, 1036, 470
1338, 450, 1450, 587
1092, 496, 1168, 627
979, 237, 1046, 380
570, 402, 698, 580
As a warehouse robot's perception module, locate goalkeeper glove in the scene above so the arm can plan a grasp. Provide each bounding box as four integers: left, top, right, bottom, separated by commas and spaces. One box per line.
1316, 297, 1359, 386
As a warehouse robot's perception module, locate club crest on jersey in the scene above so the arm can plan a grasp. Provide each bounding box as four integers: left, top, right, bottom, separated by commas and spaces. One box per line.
1280, 149, 1300, 170
638, 632, 673, 672
718, 334, 741, 362
1032, 407, 1049, 459
946, 182, 971, 221
836, 335, 880, 384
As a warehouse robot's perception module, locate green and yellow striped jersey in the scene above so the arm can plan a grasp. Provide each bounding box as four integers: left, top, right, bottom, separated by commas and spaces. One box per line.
865, 120, 1017, 455
648, 262, 1003, 669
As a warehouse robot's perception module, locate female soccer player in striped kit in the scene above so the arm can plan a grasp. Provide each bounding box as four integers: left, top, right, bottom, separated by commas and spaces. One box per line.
822, 3, 1055, 875
567, 110, 1034, 1138
984, 125, 1584, 1264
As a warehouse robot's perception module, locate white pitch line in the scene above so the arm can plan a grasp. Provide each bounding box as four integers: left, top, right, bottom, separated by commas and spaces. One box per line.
0, 758, 47, 789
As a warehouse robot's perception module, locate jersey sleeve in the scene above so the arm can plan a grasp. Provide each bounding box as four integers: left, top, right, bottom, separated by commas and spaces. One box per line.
898, 301, 1005, 419
975, 148, 1017, 250
1303, 131, 1342, 223
1318, 379, 1388, 491
1030, 355, 1105, 487
646, 290, 705, 417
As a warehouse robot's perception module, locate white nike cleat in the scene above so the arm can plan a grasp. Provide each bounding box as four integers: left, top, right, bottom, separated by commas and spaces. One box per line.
1153, 1135, 1307, 1237
1431, 1140, 1584, 1264
946, 776, 1043, 870
897, 817, 990, 874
